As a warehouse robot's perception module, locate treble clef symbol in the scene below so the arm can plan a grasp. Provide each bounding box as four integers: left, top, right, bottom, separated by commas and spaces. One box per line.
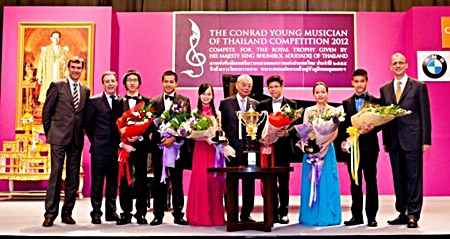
181, 19, 206, 78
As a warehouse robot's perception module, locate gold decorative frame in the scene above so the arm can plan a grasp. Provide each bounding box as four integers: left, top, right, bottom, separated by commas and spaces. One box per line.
16, 22, 95, 131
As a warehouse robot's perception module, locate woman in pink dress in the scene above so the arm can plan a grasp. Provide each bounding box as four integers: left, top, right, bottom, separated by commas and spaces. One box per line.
186, 83, 226, 226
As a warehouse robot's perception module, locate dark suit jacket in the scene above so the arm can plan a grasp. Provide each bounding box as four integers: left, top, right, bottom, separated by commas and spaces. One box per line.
380, 77, 432, 151
256, 97, 299, 162
118, 94, 152, 151
149, 93, 192, 169
219, 95, 259, 166
338, 92, 381, 155
42, 79, 90, 147
84, 92, 121, 156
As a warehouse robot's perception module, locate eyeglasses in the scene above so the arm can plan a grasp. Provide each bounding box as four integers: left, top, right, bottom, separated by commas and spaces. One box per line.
126, 78, 139, 82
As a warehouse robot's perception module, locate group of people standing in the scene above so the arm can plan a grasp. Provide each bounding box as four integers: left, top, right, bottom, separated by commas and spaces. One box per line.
40, 52, 431, 230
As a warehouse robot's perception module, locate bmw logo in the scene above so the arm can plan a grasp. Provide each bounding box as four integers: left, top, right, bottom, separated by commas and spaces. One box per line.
422, 54, 447, 78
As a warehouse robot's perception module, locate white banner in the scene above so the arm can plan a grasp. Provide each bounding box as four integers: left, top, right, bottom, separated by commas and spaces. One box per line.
417, 51, 450, 81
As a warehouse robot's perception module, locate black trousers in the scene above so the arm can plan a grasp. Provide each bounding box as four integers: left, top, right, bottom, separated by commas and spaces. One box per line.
118, 149, 148, 217
44, 143, 82, 219
346, 149, 379, 220
152, 151, 185, 219
90, 154, 118, 217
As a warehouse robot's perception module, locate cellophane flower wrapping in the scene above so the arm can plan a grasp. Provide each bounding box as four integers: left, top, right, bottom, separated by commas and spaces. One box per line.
116, 101, 155, 186
156, 100, 193, 138
187, 113, 216, 140
260, 104, 304, 145
304, 105, 346, 146
351, 103, 411, 129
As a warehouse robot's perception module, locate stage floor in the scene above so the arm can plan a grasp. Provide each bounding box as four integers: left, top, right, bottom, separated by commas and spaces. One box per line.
0, 196, 449, 238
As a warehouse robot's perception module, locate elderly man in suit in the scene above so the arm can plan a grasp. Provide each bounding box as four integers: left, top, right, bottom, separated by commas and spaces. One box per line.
339, 69, 381, 227
256, 75, 298, 224
380, 53, 431, 228
115, 69, 152, 225
84, 71, 121, 224
149, 70, 191, 226
219, 74, 259, 222
41, 57, 91, 227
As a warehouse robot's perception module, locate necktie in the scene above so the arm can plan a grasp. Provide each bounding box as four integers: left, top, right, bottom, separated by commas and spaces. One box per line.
165, 94, 174, 101
125, 95, 138, 100
273, 98, 282, 104
110, 95, 116, 110
73, 83, 79, 109
240, 99, 246, 113
395, 81, 402, 103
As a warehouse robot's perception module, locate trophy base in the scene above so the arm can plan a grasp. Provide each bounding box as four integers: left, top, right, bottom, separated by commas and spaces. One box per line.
243, 151, 259, 167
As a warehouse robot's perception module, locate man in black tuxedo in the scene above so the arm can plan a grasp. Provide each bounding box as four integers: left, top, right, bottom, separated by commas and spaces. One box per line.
219, 74, 259, 222
116, 70, 152, 225
338, 69, 381, 227
380, 53, 431, 228
256, 75, 298, 224
41, 57, 91, 227
84, 71, 121, 224
149, 70, 191, 226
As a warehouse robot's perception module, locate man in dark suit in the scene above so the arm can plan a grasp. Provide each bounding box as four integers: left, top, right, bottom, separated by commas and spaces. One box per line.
116, 70, 152, 225
338, 69, 381, 227
256, 75, 298, 224
149, 70, 191, 226
84, 71, 121, 224
380, 53, 431, 228
41, 57, 91, 227
219, 74, 259, 222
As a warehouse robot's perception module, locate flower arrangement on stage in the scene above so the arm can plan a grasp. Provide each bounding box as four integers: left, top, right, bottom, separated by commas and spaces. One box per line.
116, 101, 155, 186
345, 104, 412, 185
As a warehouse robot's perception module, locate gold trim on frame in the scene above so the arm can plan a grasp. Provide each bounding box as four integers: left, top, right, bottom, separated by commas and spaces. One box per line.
16, 22, 95, 132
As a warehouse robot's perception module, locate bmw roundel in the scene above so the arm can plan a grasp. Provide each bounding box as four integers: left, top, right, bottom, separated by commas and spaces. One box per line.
422, 54, 447, 78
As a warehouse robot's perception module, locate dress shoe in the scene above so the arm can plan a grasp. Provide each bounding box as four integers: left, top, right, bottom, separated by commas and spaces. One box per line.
150, 217, 163, 226
240, 215, 256, 222
116, 214, 132, 225
105, 213, 120, 222
387, 216, 408, 225
91, 215, 102, 224
344, 217, 364, 226
174, 216, 189, 225
273, 216, 280, 224
134, 215, 148, 225
280, 216, 290, 224
61, 215, 76, 224
367, 220, 378, 227
407, 218, 418, 228
42, 216, 54, 227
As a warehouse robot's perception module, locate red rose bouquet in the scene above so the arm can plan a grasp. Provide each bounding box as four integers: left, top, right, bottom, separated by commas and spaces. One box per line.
116, 101, 155, 186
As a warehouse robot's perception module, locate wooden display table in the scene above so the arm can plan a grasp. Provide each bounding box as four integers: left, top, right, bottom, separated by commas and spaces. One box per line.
207, 166, 294, 232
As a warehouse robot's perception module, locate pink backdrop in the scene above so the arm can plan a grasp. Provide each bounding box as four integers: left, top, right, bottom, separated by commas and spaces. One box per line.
1, 7, 450, 197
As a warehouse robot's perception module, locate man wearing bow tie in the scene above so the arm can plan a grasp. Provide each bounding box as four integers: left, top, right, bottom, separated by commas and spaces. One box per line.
149, 70, 191, 226
256, 75, 299, 224
338, 69, 381, 227
84, 71, 121, 224
116, 69, 152, 225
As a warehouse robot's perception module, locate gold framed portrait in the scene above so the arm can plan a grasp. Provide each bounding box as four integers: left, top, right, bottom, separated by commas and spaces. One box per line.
16, 22, 95, 131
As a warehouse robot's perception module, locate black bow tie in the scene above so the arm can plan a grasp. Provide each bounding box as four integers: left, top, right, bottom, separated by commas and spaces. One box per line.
354, 94, 365, 100
165, 94, 174, 101
125, 95, 138, 100
273, 98, 282, 104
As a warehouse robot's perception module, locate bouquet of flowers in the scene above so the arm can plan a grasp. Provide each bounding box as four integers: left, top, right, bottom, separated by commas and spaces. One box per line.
187, 112, 216, 140
346, 104, 412, 185
260, 104, 304, 145
116, 101, 155, 186
155, 100, 193, 182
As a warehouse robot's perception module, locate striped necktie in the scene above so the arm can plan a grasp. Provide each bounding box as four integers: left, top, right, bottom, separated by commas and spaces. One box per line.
73, 83, 79, 109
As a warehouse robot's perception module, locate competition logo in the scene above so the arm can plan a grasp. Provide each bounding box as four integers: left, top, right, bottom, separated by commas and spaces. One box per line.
422, 54, 447, 79
181, 19, 206, 78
